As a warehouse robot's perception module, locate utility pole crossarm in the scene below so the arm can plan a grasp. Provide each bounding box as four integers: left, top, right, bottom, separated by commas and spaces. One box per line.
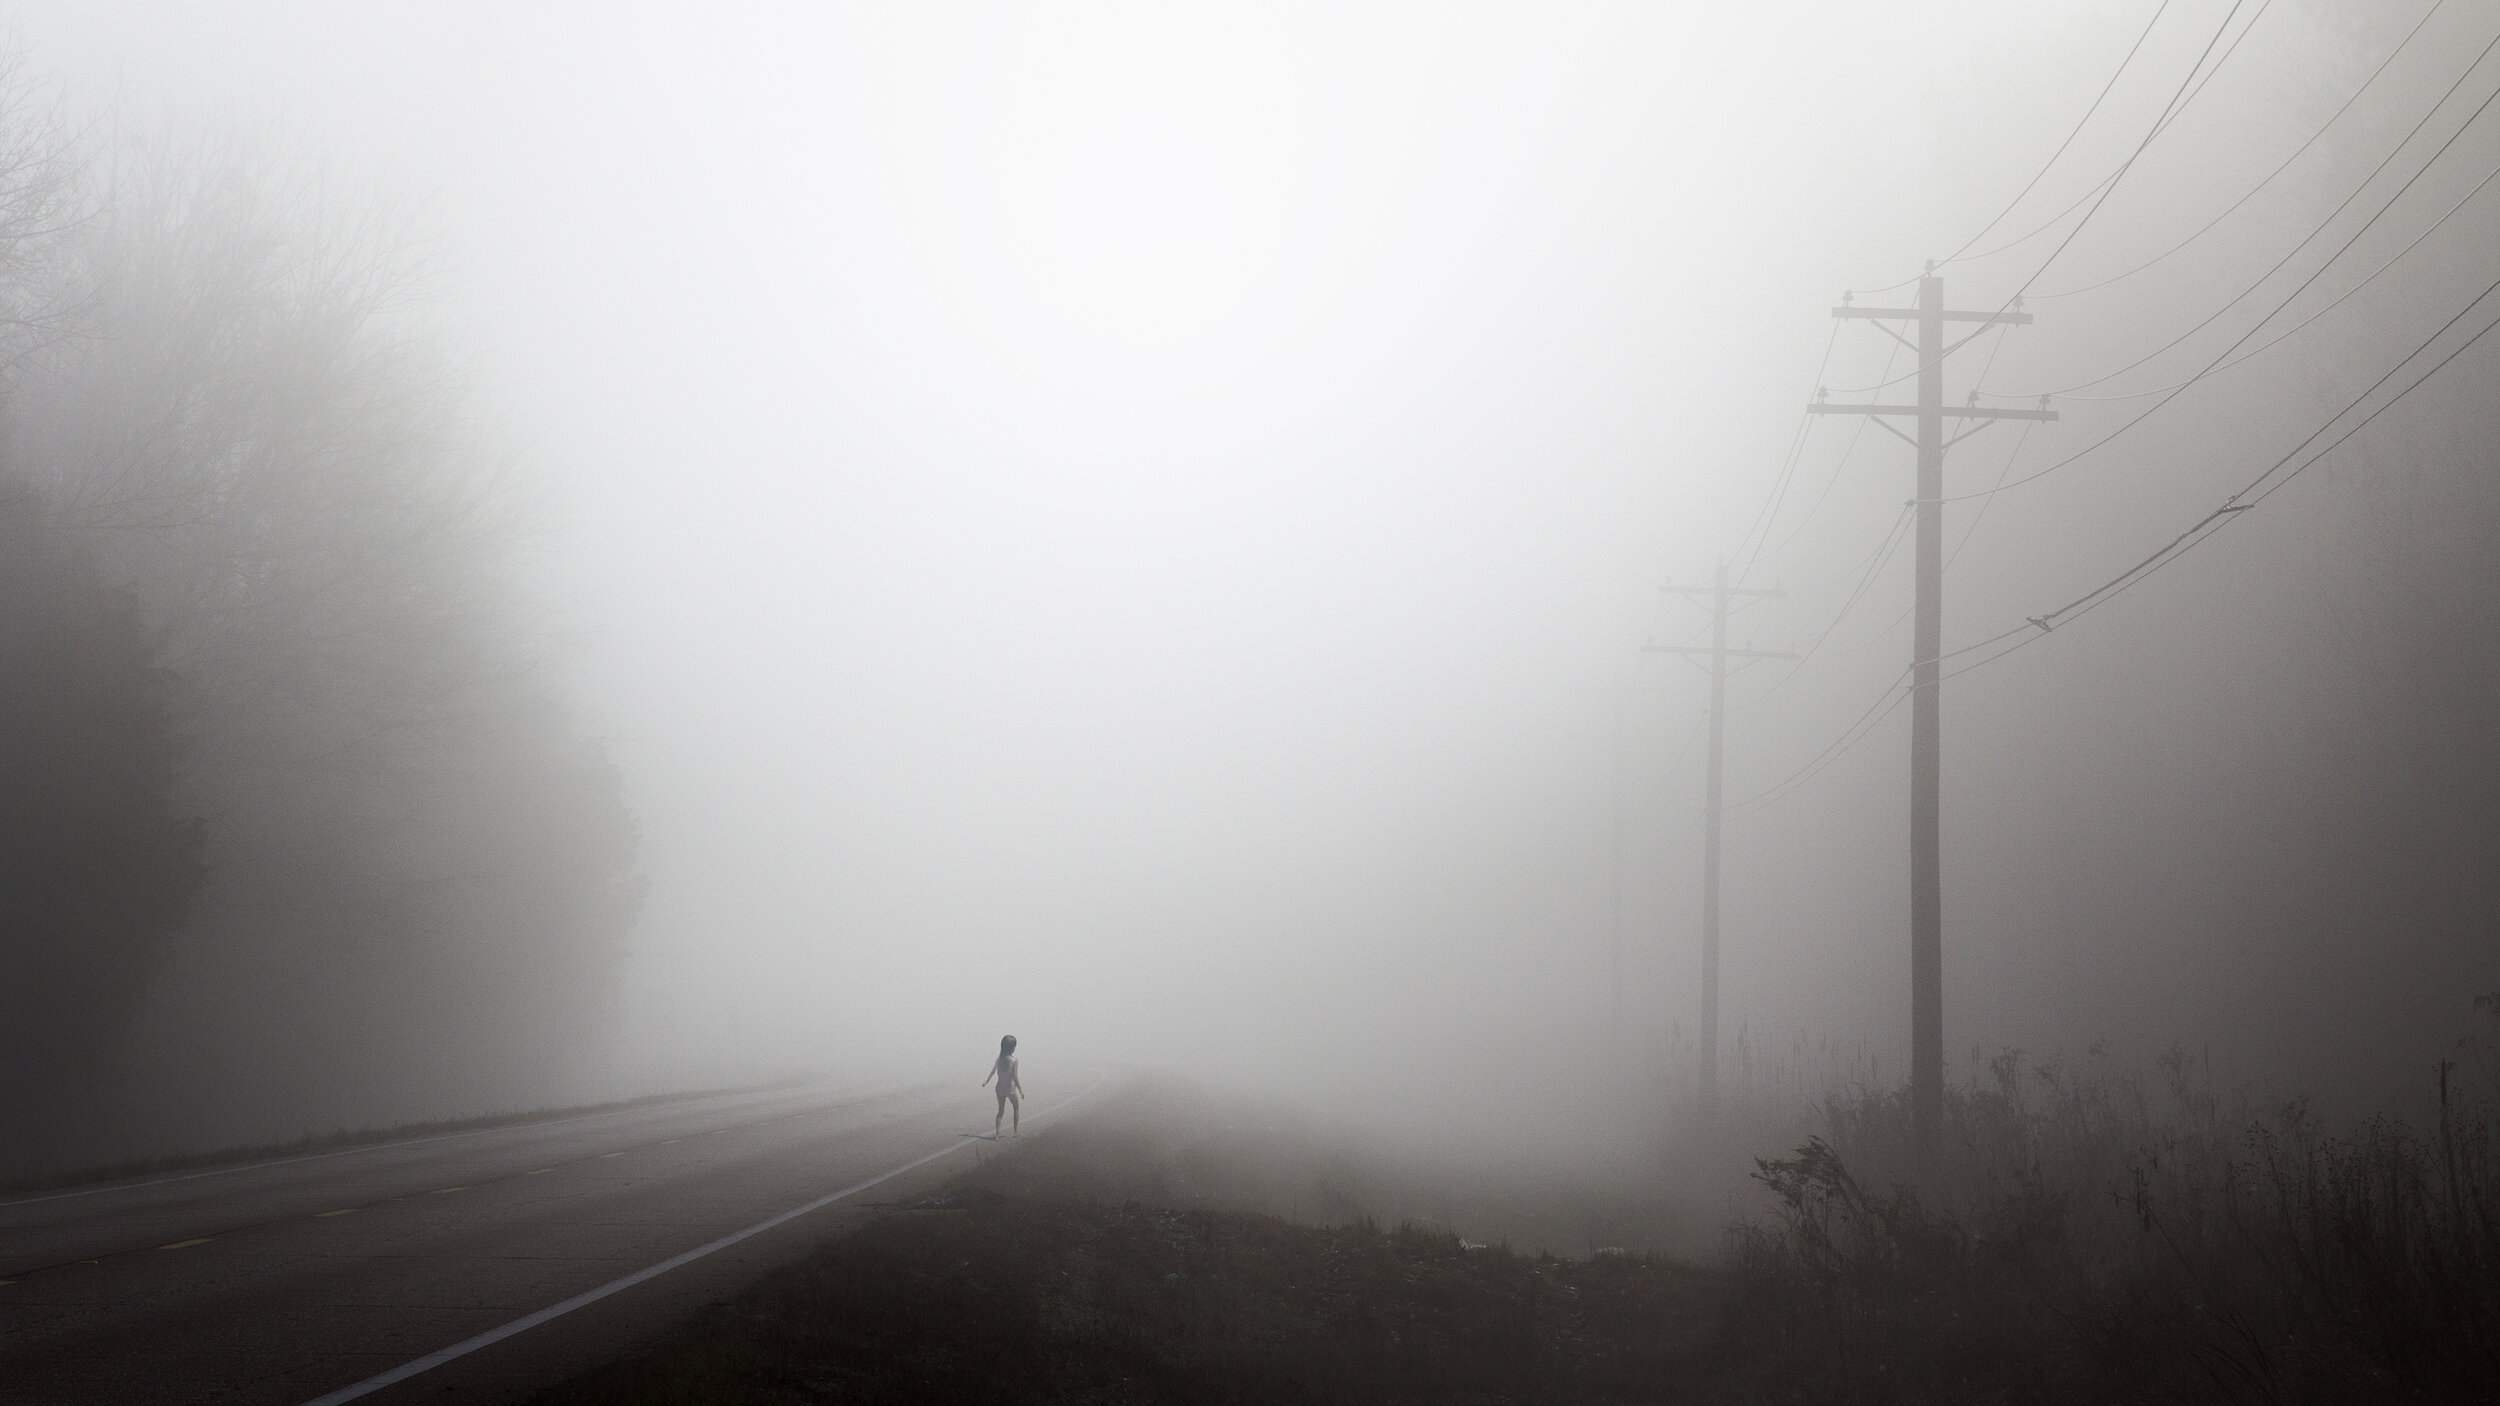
1808, 403, 2059, 421
1832, 304, 2034, 326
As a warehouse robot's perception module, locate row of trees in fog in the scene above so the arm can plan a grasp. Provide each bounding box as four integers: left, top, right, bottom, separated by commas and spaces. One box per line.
0, 71, 641, 1173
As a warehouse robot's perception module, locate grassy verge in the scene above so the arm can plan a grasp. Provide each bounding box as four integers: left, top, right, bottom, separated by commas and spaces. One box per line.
1726, 1049, 2500, 1403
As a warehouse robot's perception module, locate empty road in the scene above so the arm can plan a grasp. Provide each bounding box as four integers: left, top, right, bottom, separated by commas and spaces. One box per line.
0, 1079, 1071, 1403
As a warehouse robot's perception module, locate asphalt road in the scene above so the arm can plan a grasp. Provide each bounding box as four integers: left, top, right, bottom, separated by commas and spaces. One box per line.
0, 1079, 1062, 1404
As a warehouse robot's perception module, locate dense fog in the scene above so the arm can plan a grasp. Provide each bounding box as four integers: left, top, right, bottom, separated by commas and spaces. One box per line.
3, 0, 2494, 1178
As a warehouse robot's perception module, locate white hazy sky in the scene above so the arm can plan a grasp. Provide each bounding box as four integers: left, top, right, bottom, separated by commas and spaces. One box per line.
38, 1, 2431, 1133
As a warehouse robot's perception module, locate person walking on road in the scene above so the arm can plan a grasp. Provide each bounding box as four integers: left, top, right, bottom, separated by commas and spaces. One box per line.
983, 1034, 1023, 1138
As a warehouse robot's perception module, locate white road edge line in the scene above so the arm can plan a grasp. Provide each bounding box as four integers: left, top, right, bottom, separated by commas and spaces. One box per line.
0, 1086, 826, 1209
298, 1077, 1103, 1406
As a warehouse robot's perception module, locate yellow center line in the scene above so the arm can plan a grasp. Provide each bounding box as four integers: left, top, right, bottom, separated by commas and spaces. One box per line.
598, 1152, 625, 1159
662, 1138, 681, 1145
158, 1238, 213, 1250
432, 1186, 468, 1195
526, 1167, 554, 1175
315, 1208, 359, 1218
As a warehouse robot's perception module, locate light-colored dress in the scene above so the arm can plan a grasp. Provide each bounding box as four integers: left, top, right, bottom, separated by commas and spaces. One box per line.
993, 1054, 1021, 1104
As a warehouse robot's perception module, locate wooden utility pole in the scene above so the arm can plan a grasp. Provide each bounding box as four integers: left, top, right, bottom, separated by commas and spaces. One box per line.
1650, 561, 1789, 1104
1807, 273, 2053, 1160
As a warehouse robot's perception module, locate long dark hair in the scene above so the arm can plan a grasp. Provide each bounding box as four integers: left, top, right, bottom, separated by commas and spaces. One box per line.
1000, 1034, 1017, 1056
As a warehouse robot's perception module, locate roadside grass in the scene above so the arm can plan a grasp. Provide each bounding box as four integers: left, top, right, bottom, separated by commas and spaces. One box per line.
1726, 1046, 2500, 1403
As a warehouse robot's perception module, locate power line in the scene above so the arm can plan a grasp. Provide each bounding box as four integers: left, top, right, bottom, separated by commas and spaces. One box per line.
2035, 0, 2449, 301
1821, 0, 2256, 401
2046, 152, 2500, 402
1715, 5, 2472, 821
2016, 272, 2500, 636
1727, 502, 1914, 717
1725, 321, 1843, 590
1723, 663, 1913, 821
1817, 315, 1921, 398
1733, 367, 2033, 720
1935, 0, 2177, 266
1945, 418, 2039, 566
1741, 334, 2022, 706
2029, 21, 2500, 399
1760, 338, 1906, 560
1841, 415, 2045, 655
1786, 499, 1915, 596
1837, 415, 2046, 664
1730, 272, 2500, 819
1944, 0, 2272, 270
1996, 0, 2254, 304
1938, 291, 2499, 676
1845, 270, 1927, 299
1936, 44, 2500, 505
1753, 1, 2245, 1140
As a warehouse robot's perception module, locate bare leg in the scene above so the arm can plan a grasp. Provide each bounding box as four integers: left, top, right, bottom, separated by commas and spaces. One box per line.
994, 1094, 1005, 1138
1011, 1092, 1021, 1136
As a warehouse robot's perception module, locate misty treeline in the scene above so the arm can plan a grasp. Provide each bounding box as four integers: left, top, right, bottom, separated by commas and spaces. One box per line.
0, 75, 640, 1174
